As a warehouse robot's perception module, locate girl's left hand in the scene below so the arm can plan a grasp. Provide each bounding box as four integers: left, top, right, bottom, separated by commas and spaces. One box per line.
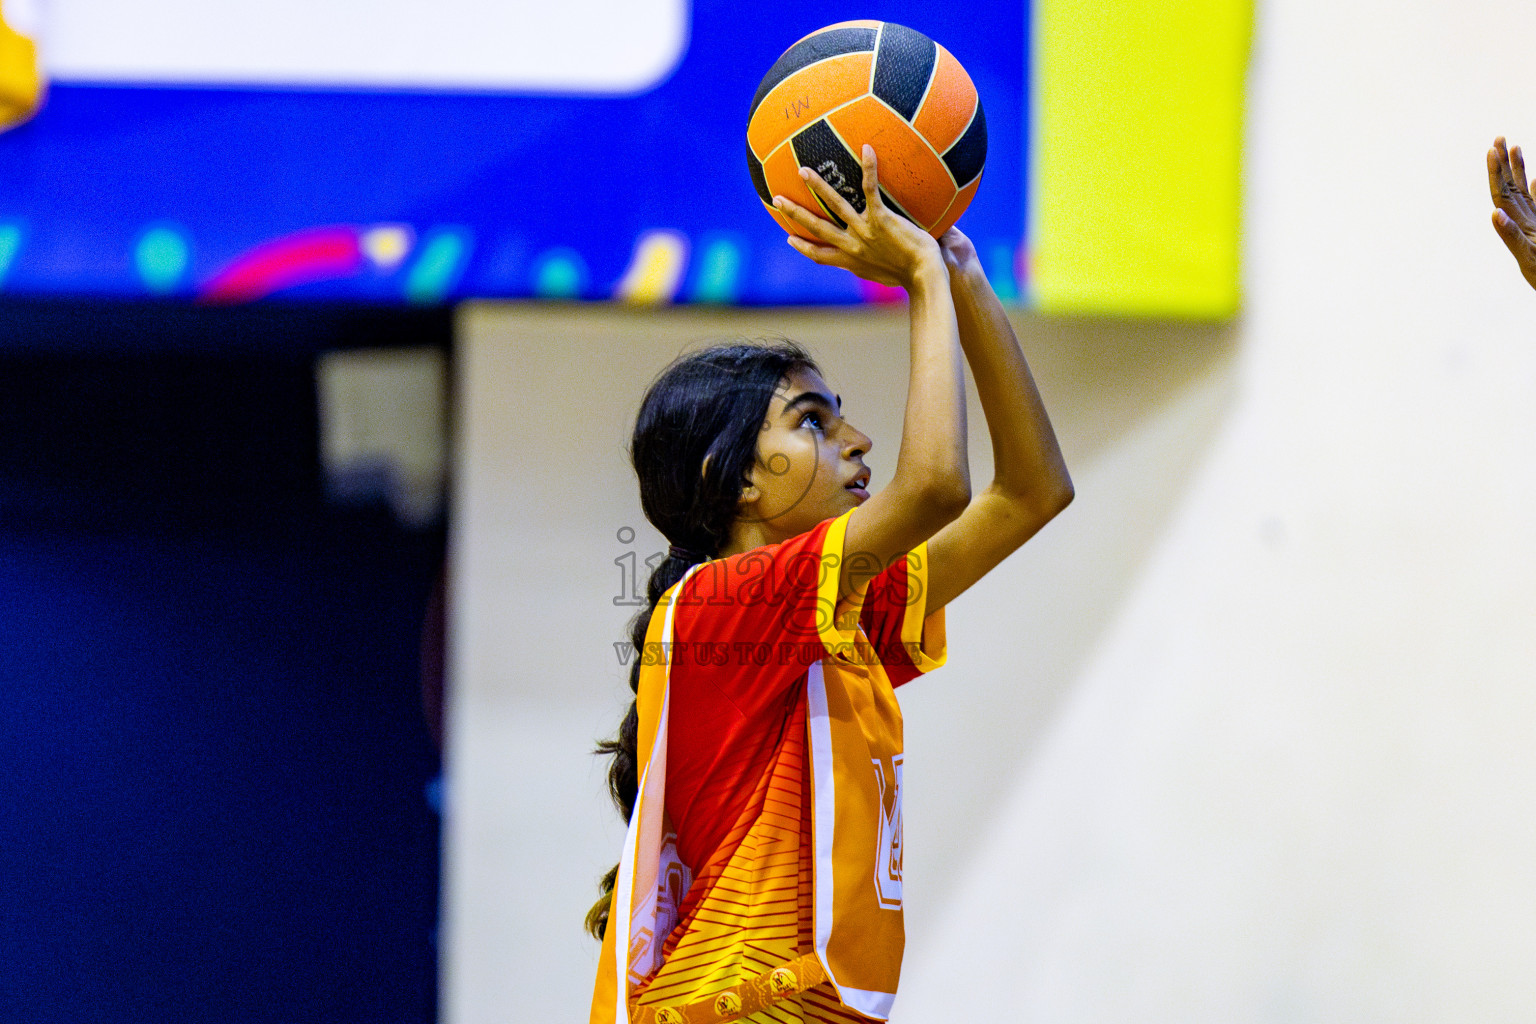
937, 227, 980, 275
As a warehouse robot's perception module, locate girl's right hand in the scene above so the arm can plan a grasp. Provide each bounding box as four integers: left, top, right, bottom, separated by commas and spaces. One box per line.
773, 145, 944, 290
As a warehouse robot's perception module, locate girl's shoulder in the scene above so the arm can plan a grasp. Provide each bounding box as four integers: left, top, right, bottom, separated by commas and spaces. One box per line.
668, 517, 845, 651
682, 515, 841, 602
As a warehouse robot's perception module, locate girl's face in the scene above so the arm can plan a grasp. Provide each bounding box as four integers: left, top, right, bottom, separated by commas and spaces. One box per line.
740, 366, 873, 542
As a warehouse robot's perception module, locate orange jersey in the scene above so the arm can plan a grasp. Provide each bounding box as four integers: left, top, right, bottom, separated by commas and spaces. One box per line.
590, 511, 946, 1024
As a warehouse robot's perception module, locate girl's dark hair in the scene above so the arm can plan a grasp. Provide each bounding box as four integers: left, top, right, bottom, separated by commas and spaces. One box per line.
585, 340, 817, 940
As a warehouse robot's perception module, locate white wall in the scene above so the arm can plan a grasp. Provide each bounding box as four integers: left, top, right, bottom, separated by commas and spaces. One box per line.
446, 0, 1536, 1018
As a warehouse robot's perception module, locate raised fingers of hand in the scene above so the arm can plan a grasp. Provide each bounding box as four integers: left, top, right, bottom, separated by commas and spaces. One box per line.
1490, 142, 1536, 289
859, 144, 885, 213
1490, 137, 1536, 224
1493, 209, 1536, 291
772, 193, 844, 247
785, 233, 835, 261
797, 164, 864, 230
1494, 207, 1536, 266
786, 234, 901, 286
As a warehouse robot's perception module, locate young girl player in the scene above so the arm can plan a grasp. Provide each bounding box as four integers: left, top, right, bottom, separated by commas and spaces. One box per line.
588, 146, 1073, 1024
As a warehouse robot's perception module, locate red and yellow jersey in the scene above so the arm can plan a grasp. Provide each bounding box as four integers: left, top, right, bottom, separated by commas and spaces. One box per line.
591, 510, 946, 1024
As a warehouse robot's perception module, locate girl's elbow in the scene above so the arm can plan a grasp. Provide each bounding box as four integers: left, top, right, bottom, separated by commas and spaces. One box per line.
1047, 476, 1074, 518
923, 476, 972, 524
1032, 475, 1074, 526
995, 473, 1072, 532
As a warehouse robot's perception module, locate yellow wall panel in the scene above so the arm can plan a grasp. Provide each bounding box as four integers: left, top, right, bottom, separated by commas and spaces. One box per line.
1033, 0, 1252, 317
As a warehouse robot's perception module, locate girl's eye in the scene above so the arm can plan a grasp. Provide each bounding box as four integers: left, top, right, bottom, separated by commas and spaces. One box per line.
800, 411, 824, 430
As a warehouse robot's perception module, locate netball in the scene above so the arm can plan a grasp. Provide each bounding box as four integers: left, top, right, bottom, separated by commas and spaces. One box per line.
746, 21, 987, 239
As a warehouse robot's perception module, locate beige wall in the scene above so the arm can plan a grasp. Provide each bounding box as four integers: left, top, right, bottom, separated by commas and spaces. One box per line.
445, 0, 1536, 1018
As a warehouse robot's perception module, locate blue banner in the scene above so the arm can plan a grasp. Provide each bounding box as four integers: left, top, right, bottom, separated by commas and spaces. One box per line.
0, 2, 1023, 305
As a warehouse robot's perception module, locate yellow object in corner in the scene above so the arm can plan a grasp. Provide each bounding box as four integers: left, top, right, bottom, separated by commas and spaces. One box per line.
1032, 0, 1252, 318
0, 1, 42, 131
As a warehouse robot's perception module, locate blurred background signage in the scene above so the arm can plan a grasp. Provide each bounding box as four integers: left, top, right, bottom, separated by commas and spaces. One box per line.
0, 0, 1246, 310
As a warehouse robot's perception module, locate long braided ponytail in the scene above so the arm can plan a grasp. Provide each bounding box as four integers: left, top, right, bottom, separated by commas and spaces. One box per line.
585, 340, 816, 940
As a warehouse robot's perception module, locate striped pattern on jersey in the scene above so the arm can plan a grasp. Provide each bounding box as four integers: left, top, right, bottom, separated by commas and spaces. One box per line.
592, 516, 947, 1024
635, 700, 871, 1023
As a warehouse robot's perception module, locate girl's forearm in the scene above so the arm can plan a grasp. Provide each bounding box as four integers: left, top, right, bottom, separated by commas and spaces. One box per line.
891, 260, 970, 508
949, 261, 1071, 508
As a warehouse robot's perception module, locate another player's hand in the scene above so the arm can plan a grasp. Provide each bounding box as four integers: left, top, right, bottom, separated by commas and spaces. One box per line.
1488, 136, 1536, 292
773, 145, 942, 290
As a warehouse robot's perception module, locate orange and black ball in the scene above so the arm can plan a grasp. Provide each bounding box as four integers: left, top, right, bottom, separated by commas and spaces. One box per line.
747, 21, 987, 239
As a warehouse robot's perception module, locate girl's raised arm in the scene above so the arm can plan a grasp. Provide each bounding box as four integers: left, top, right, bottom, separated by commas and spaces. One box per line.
923, 228, 1073, 612
774, 146, 972, 601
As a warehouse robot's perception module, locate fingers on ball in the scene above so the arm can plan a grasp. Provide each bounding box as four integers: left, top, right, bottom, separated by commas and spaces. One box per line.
776, 196, 842, 245
860, 145, 883, 205
799, 168, 861, 227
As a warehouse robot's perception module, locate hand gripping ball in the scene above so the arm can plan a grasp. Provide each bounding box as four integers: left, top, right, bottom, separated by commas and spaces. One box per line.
746, 21, 987, 239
